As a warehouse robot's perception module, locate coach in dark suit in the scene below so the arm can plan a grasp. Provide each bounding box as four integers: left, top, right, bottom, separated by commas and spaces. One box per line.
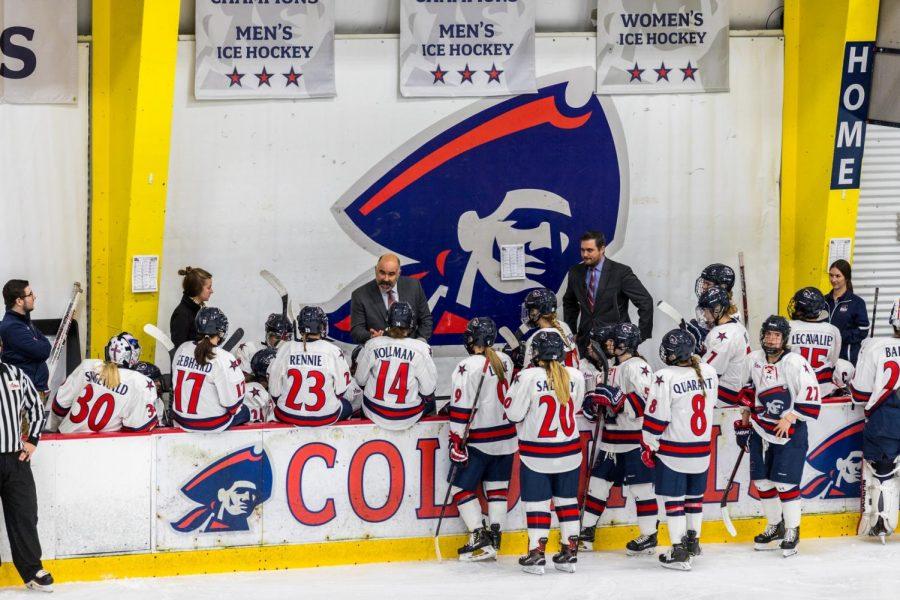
350, 253, 434, 344
563, 231, 654, 351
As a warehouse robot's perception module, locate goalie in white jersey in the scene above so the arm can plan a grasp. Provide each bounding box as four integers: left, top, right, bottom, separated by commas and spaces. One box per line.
506, 331, 585, 575
579, 322, 658, 555
355, 302, 437, 430
51, 333, 158, 434
447, 317, 515, 562
787, 287, 850, 397
641, 329, 717, 571
518, 288, 580, 370
694, 287, 751, 407
269, 306, 355, 427
171, 307, 248, 432
852, 298, 900, 541
736, 316, 820, 558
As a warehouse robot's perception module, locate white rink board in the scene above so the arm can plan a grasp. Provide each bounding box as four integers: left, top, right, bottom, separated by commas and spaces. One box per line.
2, 400, 863, 560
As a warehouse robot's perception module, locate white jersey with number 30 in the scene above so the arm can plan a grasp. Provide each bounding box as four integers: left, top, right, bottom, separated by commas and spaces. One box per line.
172, 342, 246, 432
52, 359, 158, 434
269, 339, 352, 427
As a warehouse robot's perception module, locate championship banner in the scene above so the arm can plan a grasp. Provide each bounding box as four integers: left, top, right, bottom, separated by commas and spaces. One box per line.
194, 0, 335, 100
596, 0, 729, 95
0, 0, 77, 104
399, 0, 536, 98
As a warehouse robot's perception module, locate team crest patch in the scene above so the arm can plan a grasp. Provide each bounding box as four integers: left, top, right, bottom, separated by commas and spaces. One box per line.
172, 445, 273, 533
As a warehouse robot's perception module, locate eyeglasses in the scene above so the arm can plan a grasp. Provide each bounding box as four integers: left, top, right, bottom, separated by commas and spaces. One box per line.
21, 292, 34, 299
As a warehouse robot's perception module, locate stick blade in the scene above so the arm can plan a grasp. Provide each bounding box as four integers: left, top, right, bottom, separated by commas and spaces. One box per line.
656, 300, 686, 327
143, 324, 175, 351
222, 328, 245, 352
498, 326, 519, 349
434, 536, 443, 562
721, 506, 738, 537
260, 269, 288, 297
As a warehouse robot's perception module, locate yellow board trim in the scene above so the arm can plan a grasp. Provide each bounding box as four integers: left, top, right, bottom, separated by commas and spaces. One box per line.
0, 512, 860, 588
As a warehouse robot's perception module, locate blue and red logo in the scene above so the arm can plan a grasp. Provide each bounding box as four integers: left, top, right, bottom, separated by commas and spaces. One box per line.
172, 445, 273, 533
801, 420, 864, 499
322, 68, 628, 345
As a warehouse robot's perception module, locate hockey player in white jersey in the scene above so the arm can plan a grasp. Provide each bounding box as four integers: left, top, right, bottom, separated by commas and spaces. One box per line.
737, 316, 820, 557
694, 287, 751, 407
641, 329, 717, 571
579, 322, 658, 555
234, 312, 293, 377
852, 298, 900, 541
356, 302, 437, 430
171, 307, 248, 432
787, 287, 847, 397
506, 331, 585, 575
134, 360, 167, 425
51, 333, 158, 434
269, 306, 354, 427
682, 263, 740, 351
245, 348, 276, 423
519, 288, 580, 370
447, 317, 516, 561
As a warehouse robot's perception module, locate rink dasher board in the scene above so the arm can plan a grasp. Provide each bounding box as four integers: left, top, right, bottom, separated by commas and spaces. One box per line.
0, 400, 862, 561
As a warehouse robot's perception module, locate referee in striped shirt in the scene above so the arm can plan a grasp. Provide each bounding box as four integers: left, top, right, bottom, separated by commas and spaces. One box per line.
0, 352, 53, 591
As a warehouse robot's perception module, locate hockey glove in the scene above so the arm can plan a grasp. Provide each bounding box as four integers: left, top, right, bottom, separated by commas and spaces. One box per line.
681, 319, 708, 355
640, 442, 656, 468
738, 385, 756, 411
733, 419, 751, 453
449, 431, 469, 464
587, 385, 626, 414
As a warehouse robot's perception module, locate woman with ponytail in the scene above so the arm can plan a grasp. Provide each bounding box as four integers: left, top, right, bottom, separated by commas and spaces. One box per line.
171, 307, 248, 432
520, 288, 580, 369
51, 333, 158, 434
446, 317, 516, 562
505, 331, 585, 575
640, 329, 718, 571
169, 266, 214, 348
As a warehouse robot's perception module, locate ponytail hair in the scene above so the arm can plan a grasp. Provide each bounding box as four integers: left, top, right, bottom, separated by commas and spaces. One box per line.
483, 346, 507, 384
539, 359, 571, 404
194, 336, 217, 365
179, 266, 212, 299
97, 361, 121, 389
548, 314, 572, 351
689, 355, 707, 392
386, 327, 409, 339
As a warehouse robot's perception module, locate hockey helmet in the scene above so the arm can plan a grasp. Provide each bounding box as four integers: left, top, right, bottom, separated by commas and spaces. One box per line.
612, 322, 642, 356
250, 347, 278, 380
659, 329, 695, 366
760, 315, 791, 356
463, 317, 498, 353
521, 288, 557, 325
297, 306, 329, 337
531, 330, 566, 364
788, 287, 828, 321
105, 333, 141, 369
589, 322, 617, 359
265, 313, 294, 342
694, 263, 736, 297
195, 307, 229, 339
696, 286, 733, 329
387, 301, 416, 331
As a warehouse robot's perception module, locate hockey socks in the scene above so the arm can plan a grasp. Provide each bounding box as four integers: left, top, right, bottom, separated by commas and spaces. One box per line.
525, 501, 552, 549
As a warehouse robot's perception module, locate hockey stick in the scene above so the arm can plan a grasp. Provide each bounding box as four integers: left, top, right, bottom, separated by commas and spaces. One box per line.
858, 287, 880, 534
656, 300, 687, 328
260, 270, 295, 323
47, 282, 83, 379
738, 252, 750, 329
433, 357, 491, 562
142, 324, 174, 352
577, 345, 610, 532
720, 447, 746, 537
222, 328, 244, 352
870, 287, 879, 338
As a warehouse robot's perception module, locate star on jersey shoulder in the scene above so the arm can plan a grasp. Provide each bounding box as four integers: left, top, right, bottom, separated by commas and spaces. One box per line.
457, 364, 467, 375
716, 332, 728, 341
146, 381, 155, 390
641, 366, 650, 375
250, 388, 261, 398
229, 359, 241, 371
655, 376, 664, 386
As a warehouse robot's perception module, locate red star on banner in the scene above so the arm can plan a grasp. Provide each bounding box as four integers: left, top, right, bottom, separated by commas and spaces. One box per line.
458, 63, 475, 84
485, 63, 504, 83
226, 67, 244, 87
681, 62, 698, 81
431, 65, 447, 84
654, 62, 671, 81
628, 63, 645, 82
283, 66, 302, 87
255, 67, 273, 87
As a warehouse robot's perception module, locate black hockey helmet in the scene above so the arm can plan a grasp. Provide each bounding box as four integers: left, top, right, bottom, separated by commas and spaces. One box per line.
297, 305, 329, 336
521, 288, 557, 325
265, 312, 294, 341
696, 286, 733, 329
695, 263, 736, 297
250, 347, 278, 380
788, 287, 828, 321
387, 301, 416, 330
760, 315, 791, 356
659, 329, 695, 366
589, 322, 617, 359
612, 322, 642, 356
463, 317, 497, 353
133, 360, 162, 383
531, 330, 566, 364
195, 307, 229, 339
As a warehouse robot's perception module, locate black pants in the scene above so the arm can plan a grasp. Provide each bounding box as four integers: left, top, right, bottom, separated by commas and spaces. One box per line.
0, 452, 44, 582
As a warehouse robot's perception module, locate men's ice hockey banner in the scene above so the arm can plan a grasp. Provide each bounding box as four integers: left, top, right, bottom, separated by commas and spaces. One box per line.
596, 0, 729, 95
399, 0, 536, 98
0, 0, 77, 104
194, 0, 335, 100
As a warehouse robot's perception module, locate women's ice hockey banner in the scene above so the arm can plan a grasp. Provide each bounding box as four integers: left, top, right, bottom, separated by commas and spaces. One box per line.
194, 0, 335, 100
0, 0, 77, 104
596, 0, 729, 95
399, 0, 536, 97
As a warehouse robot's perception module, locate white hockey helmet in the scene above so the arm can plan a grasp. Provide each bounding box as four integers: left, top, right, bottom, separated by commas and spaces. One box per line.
105, 333, 141, 369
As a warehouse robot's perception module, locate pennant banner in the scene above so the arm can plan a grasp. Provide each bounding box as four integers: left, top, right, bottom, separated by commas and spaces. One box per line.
0, 0, 77, 104
195, 0, 335, 100
596, 0, 729, 95
399, 0, 536, 97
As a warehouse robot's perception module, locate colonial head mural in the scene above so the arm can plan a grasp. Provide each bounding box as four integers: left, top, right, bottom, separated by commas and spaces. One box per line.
802, 421, 864, 499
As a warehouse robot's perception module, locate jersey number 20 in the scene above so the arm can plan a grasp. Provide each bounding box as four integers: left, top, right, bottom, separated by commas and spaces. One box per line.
537, 395, 576, 438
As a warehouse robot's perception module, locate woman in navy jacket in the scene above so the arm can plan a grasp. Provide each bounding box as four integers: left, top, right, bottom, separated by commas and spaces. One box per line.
823, 260, 869, 365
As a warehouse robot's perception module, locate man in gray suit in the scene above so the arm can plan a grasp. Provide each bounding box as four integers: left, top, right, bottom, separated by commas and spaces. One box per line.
350, 254, 434, 344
